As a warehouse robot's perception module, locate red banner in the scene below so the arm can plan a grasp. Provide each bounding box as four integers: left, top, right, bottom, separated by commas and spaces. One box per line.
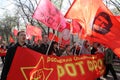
0, 48, 6, 56
7, 47, 105, 80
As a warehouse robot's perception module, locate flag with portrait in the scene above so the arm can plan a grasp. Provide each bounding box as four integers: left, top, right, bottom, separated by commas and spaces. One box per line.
65, 0, 120, 57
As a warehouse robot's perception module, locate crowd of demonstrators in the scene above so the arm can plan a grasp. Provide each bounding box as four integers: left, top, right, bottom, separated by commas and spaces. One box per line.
49, 41, 60, 56
71, 42, 80, 55
62, 44, 73, 56
80, 40, 91, 55
34, 34, 50, 55
0, 31, 119, 80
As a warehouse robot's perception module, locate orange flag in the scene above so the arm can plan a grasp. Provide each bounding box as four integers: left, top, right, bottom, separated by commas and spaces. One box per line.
32, 0, 66, 32
65, 0, 103, 35
65, 0, 120, 57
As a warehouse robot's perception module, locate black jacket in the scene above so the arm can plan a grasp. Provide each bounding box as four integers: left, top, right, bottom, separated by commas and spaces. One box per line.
1, 42, 31, 80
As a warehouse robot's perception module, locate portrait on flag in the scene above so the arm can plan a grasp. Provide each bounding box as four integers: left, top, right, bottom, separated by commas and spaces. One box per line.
92, 12, 113, 34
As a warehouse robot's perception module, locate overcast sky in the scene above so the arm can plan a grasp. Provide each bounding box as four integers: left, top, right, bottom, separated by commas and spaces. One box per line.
0, 0, 15, 18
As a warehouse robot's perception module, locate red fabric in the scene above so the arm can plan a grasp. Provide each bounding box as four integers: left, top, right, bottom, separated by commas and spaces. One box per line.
9, 36, 14, 43
13, 29, 18, 36
90, 8, 120, 57
32, 0, 66, 32
26, 24, 42, 40
71, 19, 82, 34
115, 16, 120, 22
34, 36, 42, 43
7, 47, 105, 80
48, 32, 59, 42
65, 0, 120, 57
65, 0, 102, 35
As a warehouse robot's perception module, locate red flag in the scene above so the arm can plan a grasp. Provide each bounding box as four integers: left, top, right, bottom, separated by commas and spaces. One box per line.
0, 36, 2, 40
65, 0, 102, 35
26, 24, 42, 39
71, 19, 82, 34
89, 8, 120, 57
9, 36, 14, 43
13, 29, 18, 36
32, 0, 66, 32
65, 0, 120, 57
48, 32, 59, 42
34, 36, 42, 43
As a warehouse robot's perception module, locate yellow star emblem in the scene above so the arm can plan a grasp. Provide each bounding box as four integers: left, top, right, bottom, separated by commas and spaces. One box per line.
20, 56, 53, 80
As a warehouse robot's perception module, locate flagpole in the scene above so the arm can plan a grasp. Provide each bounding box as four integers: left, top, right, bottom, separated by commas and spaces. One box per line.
46, 23, 61, 55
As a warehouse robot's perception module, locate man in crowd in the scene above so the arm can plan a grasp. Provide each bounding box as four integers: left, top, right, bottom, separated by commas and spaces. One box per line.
35, 34, 50, 55
1, 31, 32, 80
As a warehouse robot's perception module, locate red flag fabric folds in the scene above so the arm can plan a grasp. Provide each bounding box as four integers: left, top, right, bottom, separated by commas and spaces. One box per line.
33, 0, 66, 32
71, 19, 82, 34
65, 0, 102, 35
26, 24, 42, 40
115, 16, 120, 22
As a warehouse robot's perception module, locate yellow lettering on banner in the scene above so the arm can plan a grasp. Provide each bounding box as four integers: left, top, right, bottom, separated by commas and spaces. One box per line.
57, 65, 65, 80
97, 59, 103, 70
47, 57, 57, 63
87, 60, 94, 71
47, 57, 50, 62
93, 60, 97, 70
87, 59, 104, 72
75, 62, 85, 75
65, 63, 77, 77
